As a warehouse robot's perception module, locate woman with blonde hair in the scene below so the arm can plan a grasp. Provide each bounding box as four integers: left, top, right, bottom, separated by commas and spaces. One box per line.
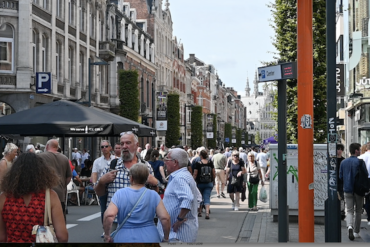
0, 143, 18, 182
245, 152, 264, 211
361, 144, 367, 155
0, 153, 68, 242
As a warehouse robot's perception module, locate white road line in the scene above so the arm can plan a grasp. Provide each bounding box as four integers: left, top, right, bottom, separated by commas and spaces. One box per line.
66, 224, 78, 229
77, 212, 101, 221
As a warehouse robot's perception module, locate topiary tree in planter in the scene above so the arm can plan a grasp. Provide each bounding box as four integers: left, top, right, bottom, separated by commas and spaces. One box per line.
165, 94, 180, 147
118, 70, 140, 122
191, 106, 203, 149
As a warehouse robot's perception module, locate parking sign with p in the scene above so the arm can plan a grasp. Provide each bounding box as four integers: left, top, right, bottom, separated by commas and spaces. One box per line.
36, 72, 51, 94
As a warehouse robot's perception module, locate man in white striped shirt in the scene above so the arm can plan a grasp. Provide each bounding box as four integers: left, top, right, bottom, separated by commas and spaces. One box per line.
157, 148, 200, 243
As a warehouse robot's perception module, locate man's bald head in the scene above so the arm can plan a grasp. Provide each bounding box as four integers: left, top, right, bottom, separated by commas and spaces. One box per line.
46, 139, 59, 152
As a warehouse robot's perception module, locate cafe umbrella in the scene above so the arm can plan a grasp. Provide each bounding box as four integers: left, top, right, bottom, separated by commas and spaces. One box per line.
0, 100, 156, 137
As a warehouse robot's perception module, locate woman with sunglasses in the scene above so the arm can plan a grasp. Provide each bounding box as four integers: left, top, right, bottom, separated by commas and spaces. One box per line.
225, 150, 246, 211
245, 152, 264, 211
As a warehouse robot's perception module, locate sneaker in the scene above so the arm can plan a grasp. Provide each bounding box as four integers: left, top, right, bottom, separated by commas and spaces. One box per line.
367, 221, 370, 226
89, 198, 95, 205
217, 195, 220, 198
231, 203, 235, 210
354, 232, 361, 238
101, 232, 104, 238
221, 192, 226, 198
348, 226, 354, 241
234, 206, 239, 211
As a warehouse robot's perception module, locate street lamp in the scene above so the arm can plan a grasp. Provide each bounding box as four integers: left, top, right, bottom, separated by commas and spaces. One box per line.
84, 56, 109, 107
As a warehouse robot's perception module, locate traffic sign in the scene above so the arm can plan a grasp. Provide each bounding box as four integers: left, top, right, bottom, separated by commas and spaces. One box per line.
36, 72, 51, 94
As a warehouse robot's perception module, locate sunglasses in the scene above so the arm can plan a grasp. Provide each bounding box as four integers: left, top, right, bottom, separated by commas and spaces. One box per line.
101, 145, 109, 149
233, 155, 239, 157
120, 131, 134, 136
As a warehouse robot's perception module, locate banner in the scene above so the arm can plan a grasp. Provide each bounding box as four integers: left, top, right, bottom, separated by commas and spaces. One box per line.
156, 92, 168, 121
206, 114, 213, 139
232, 127, 236, 143
336, 64, 345, 97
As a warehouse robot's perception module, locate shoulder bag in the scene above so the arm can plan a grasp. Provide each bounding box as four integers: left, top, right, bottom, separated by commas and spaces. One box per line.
249, 164, 260, 185
32, 188, 58, 243
110, 188, 148, 241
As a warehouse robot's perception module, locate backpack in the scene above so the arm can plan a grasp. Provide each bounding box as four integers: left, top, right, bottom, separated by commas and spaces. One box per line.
199, 162, 212, 183
354, 159, 370, 196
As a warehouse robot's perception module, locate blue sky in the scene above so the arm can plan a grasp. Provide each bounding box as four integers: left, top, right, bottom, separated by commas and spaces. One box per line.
169, 0, 277, 96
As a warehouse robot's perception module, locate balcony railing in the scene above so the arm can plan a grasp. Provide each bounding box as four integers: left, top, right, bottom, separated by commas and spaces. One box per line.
1, 1, 18, 10
99, 41, 116, 61
0, 75, 16, 86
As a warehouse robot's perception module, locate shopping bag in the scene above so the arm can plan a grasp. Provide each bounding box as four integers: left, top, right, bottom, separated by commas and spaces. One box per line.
259, 185, 268, 203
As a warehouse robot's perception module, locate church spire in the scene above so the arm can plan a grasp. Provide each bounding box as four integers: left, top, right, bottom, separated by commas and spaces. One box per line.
245, 76, 251, 97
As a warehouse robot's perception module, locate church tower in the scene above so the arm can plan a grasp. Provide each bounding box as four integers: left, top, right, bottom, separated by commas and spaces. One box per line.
245, 77, 251, 97
254, 70, 258, 98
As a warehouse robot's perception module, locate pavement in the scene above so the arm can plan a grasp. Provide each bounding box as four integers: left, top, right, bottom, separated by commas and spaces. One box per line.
194, 180, 370, 244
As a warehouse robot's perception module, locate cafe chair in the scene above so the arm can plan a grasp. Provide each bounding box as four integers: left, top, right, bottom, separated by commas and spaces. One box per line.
84, 183, 100, 206
66, 179, 80, 206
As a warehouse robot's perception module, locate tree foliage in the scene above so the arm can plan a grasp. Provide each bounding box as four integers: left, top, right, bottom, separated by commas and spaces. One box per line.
224, 123, 232, 147
269, 0, 327, 143
119, 70, 140, 122
236, 128, 242, 148
255, 131, 262, 145
191, 106, 203, 149
165, 94, 180, 147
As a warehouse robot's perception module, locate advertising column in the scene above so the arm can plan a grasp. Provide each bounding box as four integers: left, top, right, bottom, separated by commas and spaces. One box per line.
206, 114, 214, 139
231, 127, 237, 145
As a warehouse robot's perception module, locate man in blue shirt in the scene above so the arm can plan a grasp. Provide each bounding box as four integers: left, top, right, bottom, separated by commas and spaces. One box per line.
157, 148, 200, 242
339, 143, 366, 241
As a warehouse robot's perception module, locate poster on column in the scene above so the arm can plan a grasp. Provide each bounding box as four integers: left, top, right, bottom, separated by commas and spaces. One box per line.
156, 92, 168, 130
206, 114, 213, 139
231, 127, 236, 143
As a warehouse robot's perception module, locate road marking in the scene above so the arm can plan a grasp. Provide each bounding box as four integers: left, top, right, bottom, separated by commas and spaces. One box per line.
77, 212, 101, 221
66, 224, 78, 229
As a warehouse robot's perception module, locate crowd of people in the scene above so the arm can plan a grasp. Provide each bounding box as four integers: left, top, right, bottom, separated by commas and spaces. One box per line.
0, 135, 271, 243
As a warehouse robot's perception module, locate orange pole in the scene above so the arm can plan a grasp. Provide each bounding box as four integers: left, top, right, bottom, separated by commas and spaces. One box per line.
297, 0, 314, 242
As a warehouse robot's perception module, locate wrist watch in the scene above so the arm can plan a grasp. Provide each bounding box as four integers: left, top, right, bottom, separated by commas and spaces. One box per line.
177, 216, 184, 221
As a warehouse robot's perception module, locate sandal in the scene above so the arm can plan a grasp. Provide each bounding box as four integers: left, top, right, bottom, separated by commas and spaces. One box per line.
198, 212, 202, 217
205, 214, 210, 220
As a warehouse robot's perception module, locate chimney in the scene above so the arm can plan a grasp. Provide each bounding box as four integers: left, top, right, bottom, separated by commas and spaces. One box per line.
189, 54, 195, 64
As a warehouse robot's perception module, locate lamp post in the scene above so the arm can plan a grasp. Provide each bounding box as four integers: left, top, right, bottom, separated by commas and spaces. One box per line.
86, 57, 109, 107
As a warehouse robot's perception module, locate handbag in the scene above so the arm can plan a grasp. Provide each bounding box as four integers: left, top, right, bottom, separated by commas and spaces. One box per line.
249, 165, 260, 184
32, 188, 58, 243
110, 188, 148, 241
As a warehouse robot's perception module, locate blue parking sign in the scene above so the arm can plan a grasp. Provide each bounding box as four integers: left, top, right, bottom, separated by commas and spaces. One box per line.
36, 72, 51, 94
225, 138, 230, 142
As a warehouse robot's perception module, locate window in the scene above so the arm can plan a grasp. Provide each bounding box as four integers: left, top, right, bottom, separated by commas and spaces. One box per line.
146, 80, 150, 107
0, 24, 14, 73
32, 30, 37, 73
80, 7, 85, 32
43, 0, 48, 10
56, 42, 60, 82
41, 35, 48, 71
111, 17, 115, 40
90, 13, 94, 37
100, 18, 104, 41
56, 0, 61, 17
69, 0, 74, 25
79, 52, 84, 88
140, 77, 144, 103
68, 47, 73, 85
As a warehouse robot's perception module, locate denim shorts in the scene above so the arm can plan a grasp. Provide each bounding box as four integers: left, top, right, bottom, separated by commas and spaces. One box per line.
197, 182, 214, 205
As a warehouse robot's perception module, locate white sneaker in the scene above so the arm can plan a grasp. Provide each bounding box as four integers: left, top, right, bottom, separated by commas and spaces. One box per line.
354, 232, 361, 238
367, 221, 370, 226
231, 203, 235, 210
234, 206, 239, 211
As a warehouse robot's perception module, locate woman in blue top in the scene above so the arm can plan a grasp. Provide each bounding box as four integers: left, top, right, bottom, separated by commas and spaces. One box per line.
103, 163, 170, 243
148, 149, 168, 184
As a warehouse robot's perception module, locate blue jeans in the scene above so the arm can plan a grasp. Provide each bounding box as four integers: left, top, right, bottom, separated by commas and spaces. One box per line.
197, 182, 213, 205
99, 194, 108, 223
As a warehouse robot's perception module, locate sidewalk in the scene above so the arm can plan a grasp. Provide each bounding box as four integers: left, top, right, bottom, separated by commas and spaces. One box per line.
196, 180, 370, 243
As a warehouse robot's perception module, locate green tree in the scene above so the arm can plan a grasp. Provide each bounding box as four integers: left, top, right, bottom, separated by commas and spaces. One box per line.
207, 114, 217, 149
224, 123, 232, 147
269, 0, 327, 143
255, 131, 262, 145
191, 106, 203, 149
165, 94, 180, 147
118, 70, 140, 122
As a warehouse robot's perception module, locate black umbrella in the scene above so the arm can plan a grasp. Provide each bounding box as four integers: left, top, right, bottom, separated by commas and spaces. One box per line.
0, 100, 156, 137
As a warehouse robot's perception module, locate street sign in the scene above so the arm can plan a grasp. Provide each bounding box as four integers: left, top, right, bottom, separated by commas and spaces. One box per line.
206, 132, 214, 139
36, 72, 51, 94
225, 138, 230, 142
258, 65, 282, 82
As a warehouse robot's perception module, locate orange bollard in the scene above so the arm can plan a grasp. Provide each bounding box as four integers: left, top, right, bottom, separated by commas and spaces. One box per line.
297, 0, 314, 242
